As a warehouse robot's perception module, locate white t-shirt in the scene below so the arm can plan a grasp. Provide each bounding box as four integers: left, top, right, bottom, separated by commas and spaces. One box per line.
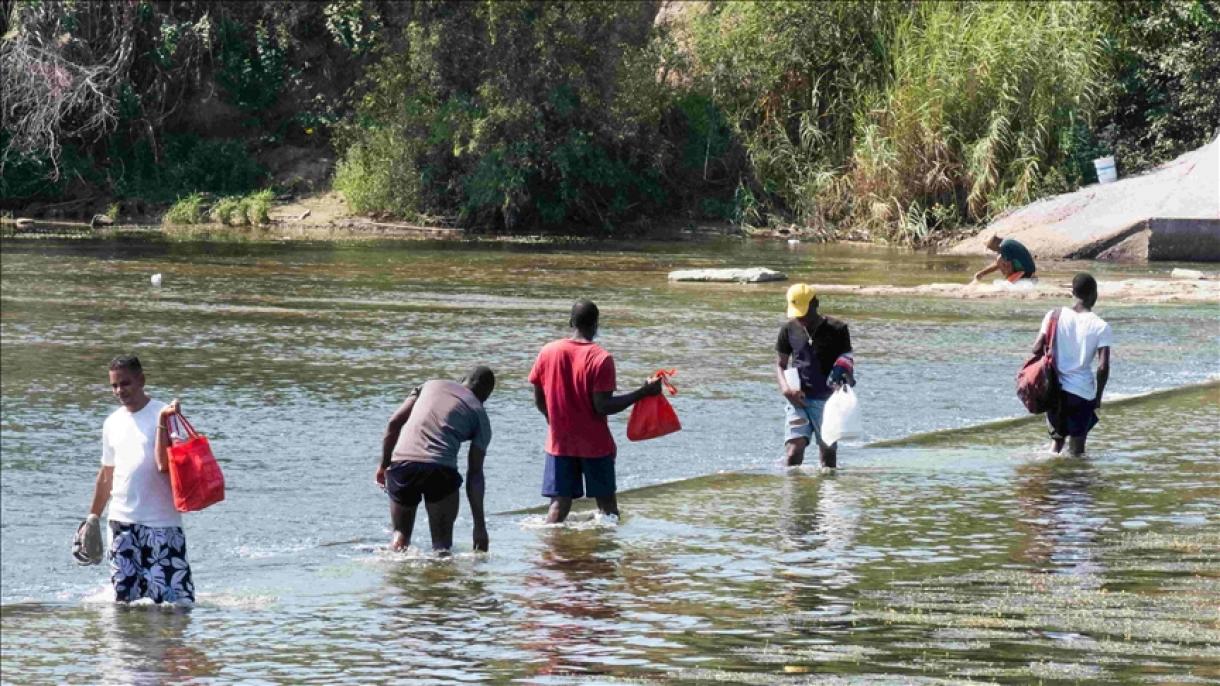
101, 399, 182, 528
1040, 306, 1114, 401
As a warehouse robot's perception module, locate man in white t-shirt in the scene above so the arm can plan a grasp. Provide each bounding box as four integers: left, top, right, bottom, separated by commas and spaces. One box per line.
1032, 274, 1113, 456
83, 355, 195, 603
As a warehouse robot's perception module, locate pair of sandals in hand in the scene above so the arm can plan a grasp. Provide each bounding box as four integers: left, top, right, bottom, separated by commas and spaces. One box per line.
72, 515, 103, 566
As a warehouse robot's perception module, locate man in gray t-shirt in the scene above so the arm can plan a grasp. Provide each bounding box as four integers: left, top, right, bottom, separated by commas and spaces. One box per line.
375, 366, 494, 553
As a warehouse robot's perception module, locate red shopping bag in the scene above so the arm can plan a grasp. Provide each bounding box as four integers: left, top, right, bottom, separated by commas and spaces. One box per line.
167, 412, 225, 512
627, 369, 681, 441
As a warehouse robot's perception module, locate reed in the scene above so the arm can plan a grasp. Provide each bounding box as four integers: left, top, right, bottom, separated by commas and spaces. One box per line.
846, 1, 1106, 242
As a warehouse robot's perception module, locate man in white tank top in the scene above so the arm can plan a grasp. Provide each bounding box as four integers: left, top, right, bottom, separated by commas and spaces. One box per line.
1032, 273, 1113, 456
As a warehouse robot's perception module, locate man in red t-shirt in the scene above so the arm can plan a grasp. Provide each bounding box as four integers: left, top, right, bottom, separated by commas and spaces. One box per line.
529, 300, 661, 523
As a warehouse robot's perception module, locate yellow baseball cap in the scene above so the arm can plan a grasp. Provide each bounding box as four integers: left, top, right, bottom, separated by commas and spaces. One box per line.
786, 283, 816, 318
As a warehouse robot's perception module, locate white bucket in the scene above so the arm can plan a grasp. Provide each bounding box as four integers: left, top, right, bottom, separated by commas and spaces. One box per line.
1094, 156, 1117, 184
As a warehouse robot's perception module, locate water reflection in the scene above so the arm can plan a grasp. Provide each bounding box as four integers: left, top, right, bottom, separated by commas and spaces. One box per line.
517, 529, 623, 676
94, 605, 217, 685
1014, 457, 1104, 581
775, 474, 861, 641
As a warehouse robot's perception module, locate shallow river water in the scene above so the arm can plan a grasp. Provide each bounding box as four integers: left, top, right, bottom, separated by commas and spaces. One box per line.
1, 237, 1217, 684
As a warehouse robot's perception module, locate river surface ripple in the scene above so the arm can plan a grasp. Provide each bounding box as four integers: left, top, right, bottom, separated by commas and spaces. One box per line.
2, 238, 1218, 684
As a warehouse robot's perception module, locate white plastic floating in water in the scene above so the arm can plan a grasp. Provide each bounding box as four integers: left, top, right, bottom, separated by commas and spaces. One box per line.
150, 273, 162, 287
787, 239, 800, 245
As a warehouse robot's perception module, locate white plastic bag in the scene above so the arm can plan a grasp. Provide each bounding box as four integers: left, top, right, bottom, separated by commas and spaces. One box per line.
783, 367, 800, 390
820, 385, 861, 445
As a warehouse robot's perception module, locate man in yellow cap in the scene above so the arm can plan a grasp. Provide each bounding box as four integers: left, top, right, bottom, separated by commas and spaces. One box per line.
775, 284, 855, 468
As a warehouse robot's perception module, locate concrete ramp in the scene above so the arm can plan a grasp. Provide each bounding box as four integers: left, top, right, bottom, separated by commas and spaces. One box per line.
949, 136, 1220, 262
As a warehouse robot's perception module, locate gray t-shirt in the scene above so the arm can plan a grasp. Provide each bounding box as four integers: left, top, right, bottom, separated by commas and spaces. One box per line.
391, 380, 491, 470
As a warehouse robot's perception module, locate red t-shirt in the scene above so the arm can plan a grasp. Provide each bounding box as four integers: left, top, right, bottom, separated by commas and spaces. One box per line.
528, 338, 617, 458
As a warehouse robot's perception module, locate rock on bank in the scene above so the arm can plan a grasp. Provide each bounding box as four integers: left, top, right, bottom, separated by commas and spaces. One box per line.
949, 137, 1220, 262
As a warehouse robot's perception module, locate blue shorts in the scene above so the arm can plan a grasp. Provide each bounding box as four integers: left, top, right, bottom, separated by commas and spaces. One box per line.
784, 395, 829, 445
1047, 391, 1099, 440
542, 453, 616, 499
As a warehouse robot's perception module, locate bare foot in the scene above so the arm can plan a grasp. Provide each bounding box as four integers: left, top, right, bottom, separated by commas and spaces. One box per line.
389, 531, 407, 551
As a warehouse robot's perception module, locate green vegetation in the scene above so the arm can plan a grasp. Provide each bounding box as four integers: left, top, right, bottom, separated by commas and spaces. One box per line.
169, 189, 274, 226
335, 3, 670, 231
163, 193, 206, 225
244, 189, 274, 225
849, 1, 1106, 241
4, 1, 1217, 242
210, 196, 244, 226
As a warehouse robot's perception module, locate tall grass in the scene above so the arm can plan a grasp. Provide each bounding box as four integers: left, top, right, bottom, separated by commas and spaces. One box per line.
244, 189, 274, 225
163, 193, 206, 225
845, 1, 1106, 242
210, 196, 244, 225
168, 189, 276, 227
686, 1, 1108, 243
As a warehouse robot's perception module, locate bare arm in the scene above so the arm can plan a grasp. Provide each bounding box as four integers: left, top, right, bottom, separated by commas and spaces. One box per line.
972, 257, 1002, 282
776, 353, 805, 407
591, 377, 662, 416
155, 399, 180, 473
89, 466, 114, 517
1094, 347, 1111, 407
1031, 333, 1047, 356
533, 384, 548, 422
466, 445, 488, 551
376, 392, 418, 487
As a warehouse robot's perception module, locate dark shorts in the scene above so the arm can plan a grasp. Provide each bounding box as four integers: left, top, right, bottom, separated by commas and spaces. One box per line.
542, 453, 616, 499
385, 461, 463, 507
1047, 390, 1099, 440
108, 521, 194, 604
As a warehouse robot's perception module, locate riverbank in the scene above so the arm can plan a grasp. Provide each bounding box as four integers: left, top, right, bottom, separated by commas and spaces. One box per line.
5, 218, 1218, 304
786, 275, 1220, 304
1, 189, 743, 242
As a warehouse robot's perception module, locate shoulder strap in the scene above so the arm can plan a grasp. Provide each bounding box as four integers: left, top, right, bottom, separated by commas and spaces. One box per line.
1045, 308, 1061, 361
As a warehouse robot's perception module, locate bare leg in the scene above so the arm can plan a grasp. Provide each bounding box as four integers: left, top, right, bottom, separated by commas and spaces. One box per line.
1050, 437, 1066, 454
594, 495, 619, 517
389, 500, 418, 551
423, 489, 461, 553
785, 437, 808, 467
819, 442, 838, 469
547, 497, 573, 523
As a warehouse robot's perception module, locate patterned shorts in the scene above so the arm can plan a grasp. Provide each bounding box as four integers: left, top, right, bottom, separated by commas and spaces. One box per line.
108, 521, 195, 604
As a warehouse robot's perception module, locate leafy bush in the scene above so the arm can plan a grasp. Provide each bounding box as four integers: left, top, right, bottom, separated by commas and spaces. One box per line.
214, 18, 289, 113
1094, 0, 1220, 174
164, 193, 206, 224
333, 126, 424, 217
110, 134, 268, 202
334, 3, 670, 231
